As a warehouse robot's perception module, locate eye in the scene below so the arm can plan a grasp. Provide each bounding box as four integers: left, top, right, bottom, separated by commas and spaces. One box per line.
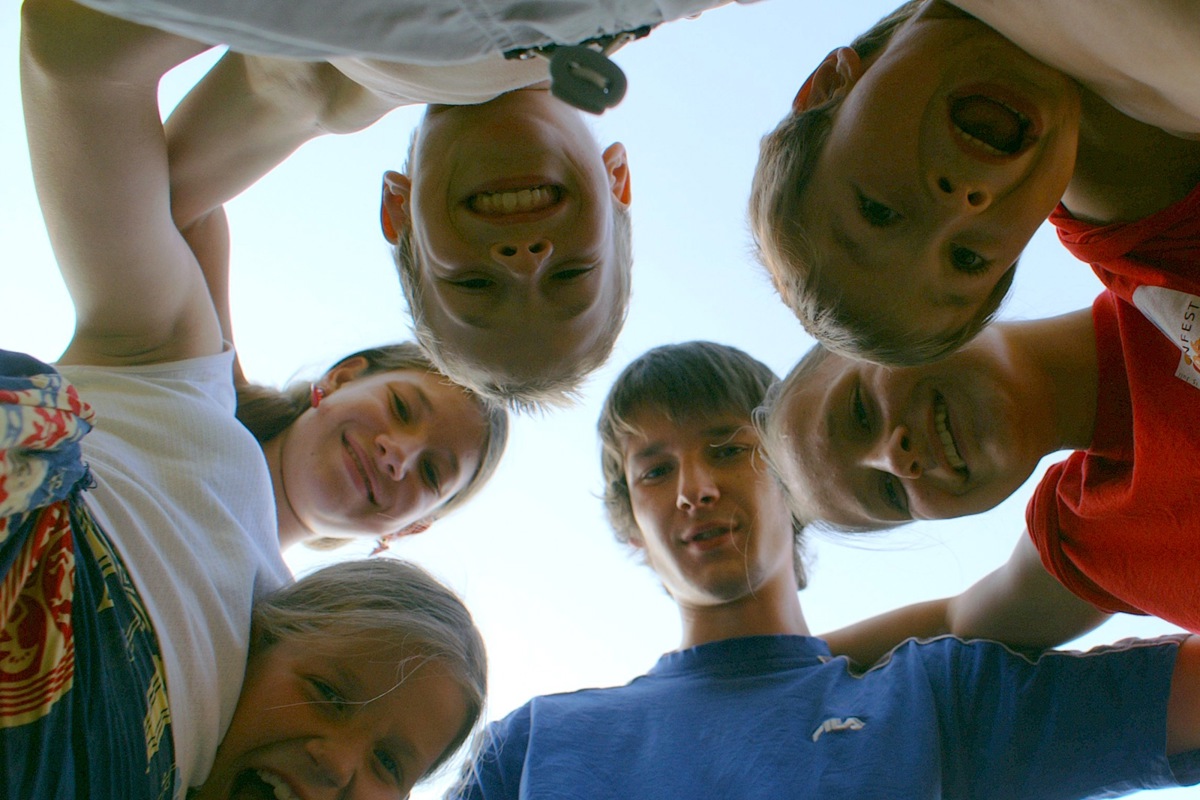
637, 462, 672, 483
950, 245, 989, 275
851, 384, 870, 432
552, 266, 594, 282
709, 443, 750, 461
421, 458, 442, 494
450, 276, 495, 290
856, 191, 901, 227
375, 748, 403, 784
308, 678, 348, 715
390, 393, 411, 424
880, 473, 910, 516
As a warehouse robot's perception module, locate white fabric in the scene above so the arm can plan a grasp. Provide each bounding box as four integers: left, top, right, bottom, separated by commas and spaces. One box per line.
953, 0, 1200, 138
71, 0, 751, 63
326, 55, 548, 107
58, 350, 291, 793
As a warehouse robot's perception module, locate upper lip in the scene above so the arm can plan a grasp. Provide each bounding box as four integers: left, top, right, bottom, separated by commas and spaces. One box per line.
345, 434, 381, 507
681, 518, 739, 544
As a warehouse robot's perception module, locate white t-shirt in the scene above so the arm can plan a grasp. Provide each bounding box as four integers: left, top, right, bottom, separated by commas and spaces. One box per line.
59, 350, 291, 793
953, 0, 1200, 138
70, 0, 752, 63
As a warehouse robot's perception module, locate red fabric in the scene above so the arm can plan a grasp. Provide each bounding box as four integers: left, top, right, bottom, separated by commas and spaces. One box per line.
1028, 189, 1200, 631
1051, 181, 1200, 302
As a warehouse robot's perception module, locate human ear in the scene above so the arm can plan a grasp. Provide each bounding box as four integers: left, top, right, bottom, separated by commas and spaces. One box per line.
323, 355, 370, 392
602, 142, 632, 208
380, 171, 413, 244
792, 47, 863, 112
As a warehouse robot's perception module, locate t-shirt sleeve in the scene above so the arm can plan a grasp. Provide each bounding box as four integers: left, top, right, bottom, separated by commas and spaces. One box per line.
921, 636, 1200, 797
450, 707, 533, 800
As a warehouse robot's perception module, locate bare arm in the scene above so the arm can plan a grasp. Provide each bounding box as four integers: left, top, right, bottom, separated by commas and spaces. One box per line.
824, 534, 1111, 668
20, 0, 220, 366
1168, 636, 1200, 756
164, 52, 396, 228
162, 52, 396, 369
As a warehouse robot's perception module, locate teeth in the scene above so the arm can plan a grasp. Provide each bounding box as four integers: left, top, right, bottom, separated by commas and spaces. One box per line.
953, 125, 1009, 157
933, 397, 967, 473
471, 185, 558, 215
257, 770, 300, 800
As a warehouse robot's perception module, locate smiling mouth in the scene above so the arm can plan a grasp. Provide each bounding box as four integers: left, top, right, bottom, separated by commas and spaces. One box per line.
933, 394, 968, 475
950, 95, 1034, 156
228, 769, 299, 800
468, 184, 561, 215
344, 434, 377, 506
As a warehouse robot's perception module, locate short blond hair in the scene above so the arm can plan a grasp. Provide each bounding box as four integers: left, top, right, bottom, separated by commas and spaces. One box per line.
394, 203, 633, 413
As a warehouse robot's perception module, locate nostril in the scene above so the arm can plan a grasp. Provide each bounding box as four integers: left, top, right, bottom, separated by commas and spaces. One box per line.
528, 241, 547, 254
937, 178, 953, 194
899, 434, 911, 452
966, 190, 986, 207
498, 245, 517, 257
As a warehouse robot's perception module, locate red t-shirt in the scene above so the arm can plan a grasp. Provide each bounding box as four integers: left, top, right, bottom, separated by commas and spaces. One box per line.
1029, 187, 1200, 632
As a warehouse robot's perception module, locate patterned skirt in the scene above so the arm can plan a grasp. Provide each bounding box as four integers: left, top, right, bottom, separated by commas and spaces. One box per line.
0, 350, 175, 799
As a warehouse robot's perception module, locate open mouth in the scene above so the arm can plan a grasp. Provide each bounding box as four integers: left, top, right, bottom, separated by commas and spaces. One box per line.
950, 95, 1034, 157
933, 394, 968, 475
228, 769, 300, 800
690, 526, 730, 543
468, 184, 561, 216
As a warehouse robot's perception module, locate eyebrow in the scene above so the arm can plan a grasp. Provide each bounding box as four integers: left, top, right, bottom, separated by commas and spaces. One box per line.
628, 424, 744, 461
415, 386, 434, 416
412, 386, 461, 484
817, 384, 888, 525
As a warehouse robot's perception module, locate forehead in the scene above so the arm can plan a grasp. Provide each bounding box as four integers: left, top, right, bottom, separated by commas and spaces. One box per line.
620, 410, 755, 459
772, 352, 873, 524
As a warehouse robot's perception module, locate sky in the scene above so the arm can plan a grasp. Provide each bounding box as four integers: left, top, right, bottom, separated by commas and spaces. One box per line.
1, 2, 1192, 798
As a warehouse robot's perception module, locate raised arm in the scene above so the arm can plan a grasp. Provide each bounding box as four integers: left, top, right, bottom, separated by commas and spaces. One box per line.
161, 52, 395, 366
20, 0, 221, 367
824, 534, 1111, 668
164, 52, 395, 229
1169, 636, 1200, 756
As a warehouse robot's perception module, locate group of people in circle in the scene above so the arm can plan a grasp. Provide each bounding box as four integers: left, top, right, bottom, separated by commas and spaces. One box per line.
4, 0, 1200, 798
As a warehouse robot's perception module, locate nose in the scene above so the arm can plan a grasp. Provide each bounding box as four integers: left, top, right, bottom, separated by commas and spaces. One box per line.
676, 459, 720, 512
863, 426, 923, 479
934, 175, 991, 212
489, 238, 553, 274
375, 432, 419, 481
305, 737, 357, 790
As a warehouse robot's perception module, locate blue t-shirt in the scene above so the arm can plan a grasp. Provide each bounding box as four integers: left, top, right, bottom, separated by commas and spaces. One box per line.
454, 635, 1200, 799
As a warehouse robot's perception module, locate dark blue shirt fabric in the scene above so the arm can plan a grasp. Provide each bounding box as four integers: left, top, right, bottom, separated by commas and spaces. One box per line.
454, 634, 1200, 799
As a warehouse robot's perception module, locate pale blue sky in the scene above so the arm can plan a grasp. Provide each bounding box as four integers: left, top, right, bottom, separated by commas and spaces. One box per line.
1, 3, 1191, 798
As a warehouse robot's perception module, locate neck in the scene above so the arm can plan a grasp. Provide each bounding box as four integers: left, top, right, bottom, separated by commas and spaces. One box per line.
677, 575, 810, 650
1066, 86, 1200, 225
1003, 307, 1098, 453
261, 430, 310, 551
